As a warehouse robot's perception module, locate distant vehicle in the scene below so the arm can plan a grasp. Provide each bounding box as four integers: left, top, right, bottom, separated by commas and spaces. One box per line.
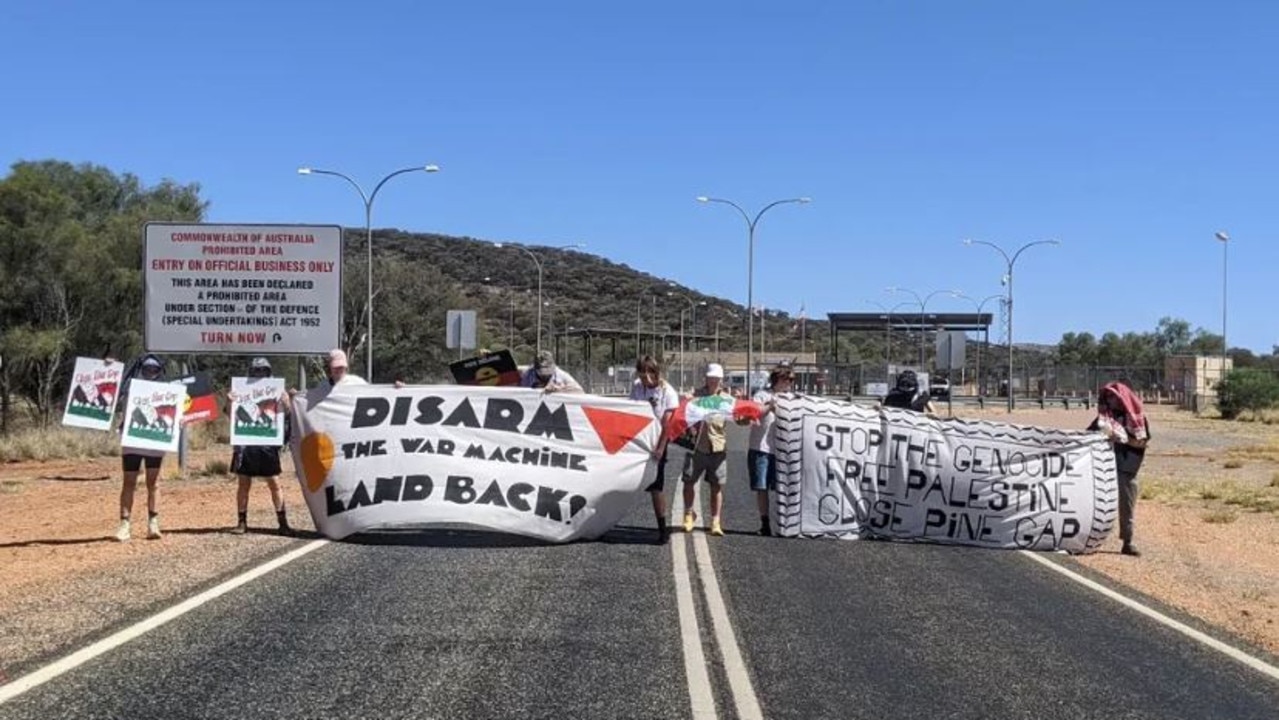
929, 377, 951, 399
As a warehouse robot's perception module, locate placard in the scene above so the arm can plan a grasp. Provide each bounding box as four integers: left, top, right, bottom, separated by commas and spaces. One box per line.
230, 377, 286, 446
121, 379, 187, 453
62, 357, 123, 431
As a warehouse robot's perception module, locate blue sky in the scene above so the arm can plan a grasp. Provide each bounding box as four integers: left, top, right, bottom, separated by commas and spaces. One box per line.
3, 1, 1275, 352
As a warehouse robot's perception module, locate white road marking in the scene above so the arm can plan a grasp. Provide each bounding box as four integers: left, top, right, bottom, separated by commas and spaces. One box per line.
1020, 550, 1279, 683
0, 539, 329, 704
672, 532, 718, 720
692, 527, 766, 720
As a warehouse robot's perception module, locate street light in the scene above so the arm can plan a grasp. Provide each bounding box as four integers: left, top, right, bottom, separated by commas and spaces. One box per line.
885, 287, 961, 369
668, 290, 705, 391
952, 292, 1005, 396
698, 195, 809, 385
963, 238, 1060, 411
297, 163, 439, 380
1215, 231, 1229, 365
866, 300, 915, 375
495, 242, 586, 356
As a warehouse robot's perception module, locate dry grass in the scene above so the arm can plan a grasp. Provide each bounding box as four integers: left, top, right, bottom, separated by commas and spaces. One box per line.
1270, 473, 1279, 489
0, 480, 22, 494
1226, 441, 1279, 464
202, 458, 231, 476
1196, 480, 1279, 513
1202, 509, 1238, 524
0, 428, 119, 463
1223, 460, 1245, 469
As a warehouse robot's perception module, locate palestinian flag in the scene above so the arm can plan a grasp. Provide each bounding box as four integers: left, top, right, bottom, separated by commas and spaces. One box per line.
665, 395, 764, 442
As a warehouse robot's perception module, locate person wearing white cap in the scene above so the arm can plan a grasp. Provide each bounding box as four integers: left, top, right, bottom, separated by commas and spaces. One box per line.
230, 357, 291, 535
303, 348, 368, 407
679, 362, 732, 537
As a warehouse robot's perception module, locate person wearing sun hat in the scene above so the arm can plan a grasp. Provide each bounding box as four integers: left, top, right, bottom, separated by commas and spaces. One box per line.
229, 357, 291, 536
678, 362, 733, 537
110, 352, 170, 542
519, 350, 583, 393
301, 348, 368, 407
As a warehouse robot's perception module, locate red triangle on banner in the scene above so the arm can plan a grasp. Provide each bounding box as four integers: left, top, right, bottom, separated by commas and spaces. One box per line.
582, 406, 653, 455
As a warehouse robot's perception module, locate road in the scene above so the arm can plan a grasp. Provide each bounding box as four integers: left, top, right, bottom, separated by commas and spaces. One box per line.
2, 428, 1276, 719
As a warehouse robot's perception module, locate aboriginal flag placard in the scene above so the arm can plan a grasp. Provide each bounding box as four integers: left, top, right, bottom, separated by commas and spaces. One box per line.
449, 350, 520, 387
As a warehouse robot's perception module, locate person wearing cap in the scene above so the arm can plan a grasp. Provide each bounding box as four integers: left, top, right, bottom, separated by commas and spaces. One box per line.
881, 370, 935, 414
628, 355, 679, 544
519, 351, 583, 393
229, 357, 291, 535
679, 362, 732, 537
302, 348, 368, 408
748, 363, 795, 537
112, 353, 169, 542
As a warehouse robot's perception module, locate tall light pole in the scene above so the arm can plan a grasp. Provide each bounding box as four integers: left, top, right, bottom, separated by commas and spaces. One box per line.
1215, 231, 1229, 367
483, 276, 520, 351
697, 195, 810, 385
964, 238, 1060, 411
953, 292, 1005, 396
867, 300, 914, 376
496, 242, 585, 357
885, 287, 961, 370
298, 164, 439, 380
668, 291, 704, 391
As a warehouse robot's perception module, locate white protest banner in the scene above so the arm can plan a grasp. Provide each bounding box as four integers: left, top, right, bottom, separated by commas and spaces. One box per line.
230, 377, 286, 446
289, 386, 659, 542
143, 223, 342, 355
62, 357, 123, 431
121, 379, 186, 453
772, 395, 1117, 554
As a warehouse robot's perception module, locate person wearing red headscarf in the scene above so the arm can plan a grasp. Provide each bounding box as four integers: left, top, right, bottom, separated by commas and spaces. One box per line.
1090, 381, 1151, 556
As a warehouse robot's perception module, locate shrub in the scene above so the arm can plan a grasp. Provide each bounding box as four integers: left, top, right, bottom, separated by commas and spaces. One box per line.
0, 428, 119, 463
1216, 368, 1279, 420
1202, 509, 1238, 524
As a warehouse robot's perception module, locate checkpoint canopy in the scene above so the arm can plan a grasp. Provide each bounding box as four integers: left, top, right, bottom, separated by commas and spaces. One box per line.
144, 223, 343, 355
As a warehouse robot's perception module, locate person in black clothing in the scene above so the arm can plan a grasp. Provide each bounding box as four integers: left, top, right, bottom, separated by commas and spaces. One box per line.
230, 357, 290, 534
1089, 381, 1150, 557
881, 370, 936, 414
112, 353, 169, 542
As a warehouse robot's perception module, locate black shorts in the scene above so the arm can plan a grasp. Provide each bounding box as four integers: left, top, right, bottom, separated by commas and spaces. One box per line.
645, 449, 669, 492
122, 453, 163, 472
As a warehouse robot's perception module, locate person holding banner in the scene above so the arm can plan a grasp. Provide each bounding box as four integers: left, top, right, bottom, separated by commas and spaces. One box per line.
1090, 381, 1151, 557
300, 348, 368, 407
882, 370, 936, 414
229, 357, 291, 535
113, 354, 168, 542
520, 351, 583, 393
680, 363, 732, 537
629, 355, 679, 544
749, 363, 795, 536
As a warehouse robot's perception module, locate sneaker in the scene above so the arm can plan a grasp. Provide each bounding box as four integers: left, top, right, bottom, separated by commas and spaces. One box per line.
231, 520, 248, 535
146, 516, 162, 540
682, 512, 697, 533
710, 519, 724, 537
115, 519, 131, 542
759, 519, 772, 537
1121, 543, 1141, 557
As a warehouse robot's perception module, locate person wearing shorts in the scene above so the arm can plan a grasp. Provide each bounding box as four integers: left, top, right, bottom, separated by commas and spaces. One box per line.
748, 363, 795, 536
628, 356, 679, 544
680, 363, 732, 537
115, 354, 168, 542
230, 357, 291, 535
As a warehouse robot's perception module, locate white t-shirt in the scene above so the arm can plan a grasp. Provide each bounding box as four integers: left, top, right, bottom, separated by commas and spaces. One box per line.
304, 373, 368, 408
629, 378, 680, 421
749, 389, 776, 453
519, 367, 583, 393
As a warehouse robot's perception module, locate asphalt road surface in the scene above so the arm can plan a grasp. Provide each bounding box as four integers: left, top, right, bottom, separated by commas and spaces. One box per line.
3, 428, 1277, 719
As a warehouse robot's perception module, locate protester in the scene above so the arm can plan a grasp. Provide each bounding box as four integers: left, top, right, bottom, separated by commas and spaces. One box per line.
629, 355, 680, 544
1090, 380, 1151, 557
302, 349, 368, 407
881, 370, 936, 413
749, 363, 795, 536
519, 351, 583, 393
229, 357, 291, 535
113, 353, 168, 541
680, 363, 732, 537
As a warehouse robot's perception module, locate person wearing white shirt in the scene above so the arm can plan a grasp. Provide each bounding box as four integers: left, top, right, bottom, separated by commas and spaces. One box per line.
629, 356, 680, 544
749, 363, 795, 536
304, 348, 368, 408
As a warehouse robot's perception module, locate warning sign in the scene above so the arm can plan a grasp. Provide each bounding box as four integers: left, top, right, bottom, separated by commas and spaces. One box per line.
144, 223, 343, 355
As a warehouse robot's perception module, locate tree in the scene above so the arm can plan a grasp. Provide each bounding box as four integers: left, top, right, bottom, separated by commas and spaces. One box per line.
0, 160, 205, 430
1153, 317, 1192, 358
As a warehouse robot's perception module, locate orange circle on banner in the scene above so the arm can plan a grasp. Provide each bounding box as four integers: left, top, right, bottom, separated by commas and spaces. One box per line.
475, 366, 500, 386
300, 432, 336, 493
